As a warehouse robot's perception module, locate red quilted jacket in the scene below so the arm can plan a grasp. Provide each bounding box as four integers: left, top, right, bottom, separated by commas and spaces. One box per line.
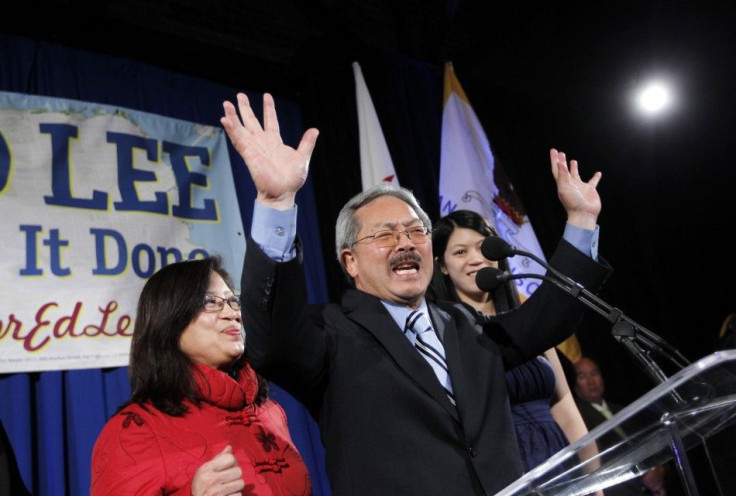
90, 363, 312, 495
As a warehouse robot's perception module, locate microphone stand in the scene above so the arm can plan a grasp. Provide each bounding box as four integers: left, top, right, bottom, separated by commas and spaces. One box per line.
504, 248, 691, 388
482, 241, 717, 490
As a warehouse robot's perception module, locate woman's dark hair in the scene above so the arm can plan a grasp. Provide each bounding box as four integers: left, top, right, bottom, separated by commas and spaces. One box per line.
428, 210, 521, 313
127, 255, 267, 416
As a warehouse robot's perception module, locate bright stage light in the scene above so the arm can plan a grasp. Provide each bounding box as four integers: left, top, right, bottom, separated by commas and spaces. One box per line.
636, 81, 673, 115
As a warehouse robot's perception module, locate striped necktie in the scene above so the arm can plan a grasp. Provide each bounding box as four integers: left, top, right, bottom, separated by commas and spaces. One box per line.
405, 309, 455, 405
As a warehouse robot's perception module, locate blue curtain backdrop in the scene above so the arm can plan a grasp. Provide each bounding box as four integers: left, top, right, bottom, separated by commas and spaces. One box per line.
0, 35, 331, 496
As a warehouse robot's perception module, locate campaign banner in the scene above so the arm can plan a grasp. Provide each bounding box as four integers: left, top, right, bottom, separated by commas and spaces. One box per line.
0, 91, 244, 373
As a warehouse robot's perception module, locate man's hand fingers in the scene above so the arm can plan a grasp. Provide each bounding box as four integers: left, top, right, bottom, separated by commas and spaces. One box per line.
297, 128, 320, 161
236, 93, 264, 134
262, 93, 281, 135
587, 171, 602, 188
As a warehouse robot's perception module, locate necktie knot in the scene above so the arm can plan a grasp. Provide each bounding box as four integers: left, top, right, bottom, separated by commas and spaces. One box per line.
406, 310, 433, 338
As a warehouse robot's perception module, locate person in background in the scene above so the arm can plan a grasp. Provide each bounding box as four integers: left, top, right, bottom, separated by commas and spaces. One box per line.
90, 256, 312, 496
428, 209, 593, 472
574, 356, 667, 496
221, 91, 611, 496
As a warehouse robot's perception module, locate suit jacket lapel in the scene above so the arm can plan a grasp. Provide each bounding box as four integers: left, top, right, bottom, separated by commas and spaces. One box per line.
343, 290, 460, 421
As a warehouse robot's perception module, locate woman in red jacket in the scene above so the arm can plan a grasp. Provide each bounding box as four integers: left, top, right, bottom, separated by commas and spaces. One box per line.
91, 256, 312, 496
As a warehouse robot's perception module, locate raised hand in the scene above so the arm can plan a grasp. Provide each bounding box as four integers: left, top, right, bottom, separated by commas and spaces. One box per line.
221, 92, 319, 209
549, 148, 602, 230
191, 445, 245, 496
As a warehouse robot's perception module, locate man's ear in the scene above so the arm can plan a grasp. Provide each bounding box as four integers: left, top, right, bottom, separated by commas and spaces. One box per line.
341, 249, 359, 279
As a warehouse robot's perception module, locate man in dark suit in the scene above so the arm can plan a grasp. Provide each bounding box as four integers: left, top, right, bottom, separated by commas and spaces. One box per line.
221, 92, 611, 495
574, 356, 667, 495
573, 356, 626, 432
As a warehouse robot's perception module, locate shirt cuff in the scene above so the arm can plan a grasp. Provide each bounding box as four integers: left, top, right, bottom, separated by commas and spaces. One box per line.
251, 201, 298, 261
562, 223, 599, 260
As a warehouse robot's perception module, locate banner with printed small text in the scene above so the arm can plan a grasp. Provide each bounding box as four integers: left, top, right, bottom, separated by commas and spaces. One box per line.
0, 90, 244, 373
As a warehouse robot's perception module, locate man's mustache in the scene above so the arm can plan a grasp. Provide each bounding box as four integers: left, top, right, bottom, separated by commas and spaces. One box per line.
388, 251, 422, 267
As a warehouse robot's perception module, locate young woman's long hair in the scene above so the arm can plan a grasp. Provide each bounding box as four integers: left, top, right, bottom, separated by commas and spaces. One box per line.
126, 256, 267, 416
428, 210, 521, 313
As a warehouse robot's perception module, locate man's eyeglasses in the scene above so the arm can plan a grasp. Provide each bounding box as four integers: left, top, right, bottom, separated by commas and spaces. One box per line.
203, 295, 241, 312
351, 225, 431, 248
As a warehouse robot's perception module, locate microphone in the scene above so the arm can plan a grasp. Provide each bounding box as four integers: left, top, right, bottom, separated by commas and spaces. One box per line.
480, 235, 516, 262
480, 235, 585, 294
475, 267, 545, 292
475, 267, 505, 292
474, 240, 692, 386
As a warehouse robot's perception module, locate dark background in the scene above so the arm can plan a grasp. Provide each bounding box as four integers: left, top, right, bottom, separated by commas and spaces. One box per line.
4, 0, 736, 403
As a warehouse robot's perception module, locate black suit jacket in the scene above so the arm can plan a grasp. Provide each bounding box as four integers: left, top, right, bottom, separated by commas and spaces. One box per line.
574, 397, 631, 451
243, 237, 611, 496
575, 397, 623, 431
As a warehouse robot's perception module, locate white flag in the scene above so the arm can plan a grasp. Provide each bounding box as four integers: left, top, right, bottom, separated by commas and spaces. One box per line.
439, 62, 546, 299
353, 61, 400, 190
